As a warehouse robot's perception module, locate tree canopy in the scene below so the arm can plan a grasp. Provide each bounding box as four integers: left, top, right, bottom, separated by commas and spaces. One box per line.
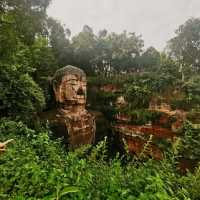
167, 18, 200, 72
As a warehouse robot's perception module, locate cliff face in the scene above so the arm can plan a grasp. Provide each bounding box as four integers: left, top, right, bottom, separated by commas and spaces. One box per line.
113, 101, 185, 160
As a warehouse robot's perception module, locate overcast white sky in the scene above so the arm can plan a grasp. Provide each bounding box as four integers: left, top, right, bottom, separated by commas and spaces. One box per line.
47, 0, 200, 50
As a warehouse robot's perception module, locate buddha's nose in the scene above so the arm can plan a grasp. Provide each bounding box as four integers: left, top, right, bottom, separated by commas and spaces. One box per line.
77, 87, 85, 95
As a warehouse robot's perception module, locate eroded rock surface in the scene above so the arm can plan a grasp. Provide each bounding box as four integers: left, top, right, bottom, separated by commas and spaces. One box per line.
100, 84, 121, 93
113, 99, 186, 160
42, 65, 95, 148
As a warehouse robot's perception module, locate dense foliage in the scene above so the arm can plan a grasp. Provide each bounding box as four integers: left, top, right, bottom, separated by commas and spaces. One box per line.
167, 18, 200, 72
178, 122, 200, 161
0, 120, 199, 200
1, 0, 200, 199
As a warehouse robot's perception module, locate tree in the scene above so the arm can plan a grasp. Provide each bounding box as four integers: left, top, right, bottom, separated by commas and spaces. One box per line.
47, 18, 73, 67
0, 0, 51, 45
139, 47, 161, 70
92, 31, 144, 74
0, 61, 45, 120
72, 25, 97, 74
167, 18, 200, 72
107, 31, 144, 71
98, 29, 108, 38
0, 0, 52, 61
0, 0, 53, 121
30, 36, 57, 86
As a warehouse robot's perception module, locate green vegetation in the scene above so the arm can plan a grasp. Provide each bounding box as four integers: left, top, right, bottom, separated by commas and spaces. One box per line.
0, 119, 199, 200
177, 122, 200, 160
1, 0, 200, 199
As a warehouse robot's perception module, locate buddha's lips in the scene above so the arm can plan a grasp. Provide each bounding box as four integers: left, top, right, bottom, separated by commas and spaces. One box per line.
77, 95, 85, 98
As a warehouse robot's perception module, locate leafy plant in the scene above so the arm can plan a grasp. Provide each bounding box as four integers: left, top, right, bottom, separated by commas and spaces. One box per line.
0, 63, 45, 120
0, 119, 193, 200
177, 121, 200, 160
125, 84, 151, 109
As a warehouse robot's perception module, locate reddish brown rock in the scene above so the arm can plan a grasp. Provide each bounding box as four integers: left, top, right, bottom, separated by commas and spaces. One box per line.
149, 99, 186, 131
115, 113, 131, 123
114, 124, 176, 140
100, 84, 121, 93
113, 123, 176, 160
42, 65, 95, 148
112, 96, 188, 160
120, 135, 163, 160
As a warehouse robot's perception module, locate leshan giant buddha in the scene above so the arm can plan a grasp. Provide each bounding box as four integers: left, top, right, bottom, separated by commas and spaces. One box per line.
43, 65, 95, 148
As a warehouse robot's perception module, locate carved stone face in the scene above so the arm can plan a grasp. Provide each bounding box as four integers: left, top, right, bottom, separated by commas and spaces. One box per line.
52, 66, 87, 105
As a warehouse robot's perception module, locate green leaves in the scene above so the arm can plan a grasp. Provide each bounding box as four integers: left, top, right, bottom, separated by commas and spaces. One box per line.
178, 121, 200, 160
0, 63, 45, 120
0, 119, 198, 200
125, 83, 151, 109
0, 0, 57, 123
57, 186, 80, 199
168, 18, 200, 72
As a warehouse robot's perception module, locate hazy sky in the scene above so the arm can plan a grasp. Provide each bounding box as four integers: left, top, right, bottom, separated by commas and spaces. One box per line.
47, 0, 200, 50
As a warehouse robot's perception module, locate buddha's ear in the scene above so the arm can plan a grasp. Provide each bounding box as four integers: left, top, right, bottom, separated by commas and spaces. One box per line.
52, 80, 60, 102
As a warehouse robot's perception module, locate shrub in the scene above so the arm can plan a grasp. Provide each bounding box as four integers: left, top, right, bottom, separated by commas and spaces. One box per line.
0, 119, 193, 200
125, 84, 151, 109
177, 121, 200, 160
0, 63, 45, 120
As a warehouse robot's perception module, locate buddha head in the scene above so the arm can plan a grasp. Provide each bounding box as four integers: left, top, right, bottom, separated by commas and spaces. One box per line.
52, 65, 87, 106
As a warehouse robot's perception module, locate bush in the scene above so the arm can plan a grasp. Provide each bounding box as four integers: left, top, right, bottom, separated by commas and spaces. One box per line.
125, 84, 151, 109
0, 63, 45, 120
0, 119, 194, 200
179, 167, 200, 200
177, 121, 200, 160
